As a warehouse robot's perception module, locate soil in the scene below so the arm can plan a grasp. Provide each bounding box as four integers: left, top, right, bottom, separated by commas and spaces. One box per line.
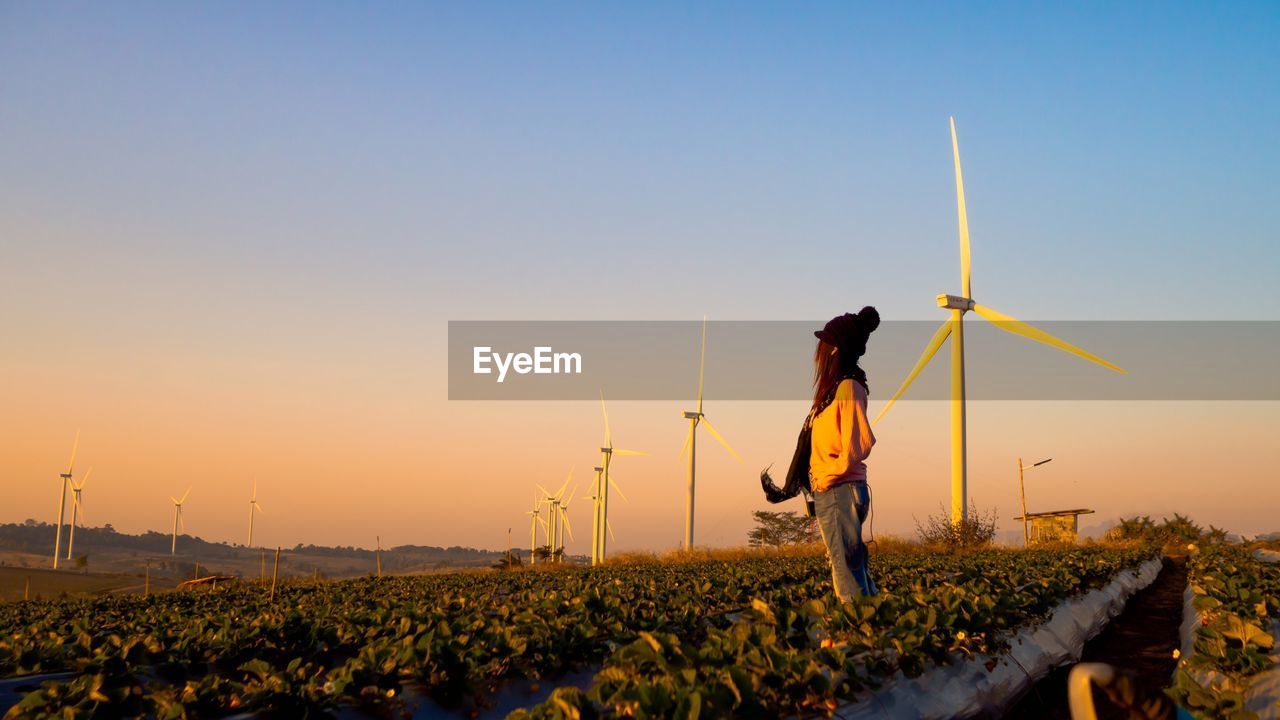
1002, 555, 1188, 719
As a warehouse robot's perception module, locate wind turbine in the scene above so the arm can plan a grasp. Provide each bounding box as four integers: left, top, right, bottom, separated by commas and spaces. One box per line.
66, 467, 92, 561
678, 317, 742, 550
525, 491, 543, 566
247, 481, 264, 547
169, 487, 191, 555
556, 485, 577, 560
537, 471, 573, 562
596, 392, 644, 564
875, 117, 1126, 525
537, 487, 558, 562
586, 476, 619, 566
587, 468, 602, 565
53, 431, 79, 570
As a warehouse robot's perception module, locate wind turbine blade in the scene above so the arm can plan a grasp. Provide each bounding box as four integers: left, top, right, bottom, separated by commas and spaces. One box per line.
252, 479, 257, 501
609, 478, 629, 504
559, 508, 573, 541
607, 519, 616, 542
254, 501, 264, 514
536, 484, 553, 499
971, 303, 1127, 374
178, 508, 186, 533
76, 466, 93, 490
612, 449, 647, 456
66, 429, 81, 474
554, 469, 572, 500
678, 423, 693, 462
950, 116, 972, 297
699, 416, 742, 462
561, 485, 578, 510
599, 390, 612, 447
170, 496, 179, 505
180, 486, 192, 504
874, 319, 953, 425
697, 315, 707, 415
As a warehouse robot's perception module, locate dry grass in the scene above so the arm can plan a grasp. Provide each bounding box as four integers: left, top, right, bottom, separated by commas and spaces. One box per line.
602, 535, 936, 566
0, 566, 157, 602
510, 534, 1151, 572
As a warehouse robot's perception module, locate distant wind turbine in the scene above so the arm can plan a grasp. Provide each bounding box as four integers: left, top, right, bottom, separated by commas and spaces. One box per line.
52, 430, 80, 570
587, 468, 602, 565
595, 392, 644, 564
679, 317, 742, 550
247, 481, 264, 547
586, 475, 618, 567
525, 491, 543, 566
169, 487, 191, 555
537, 470, 573, 563
65, 467, 92, 561
556, 484, 577, 560
875, 117, 1126, 525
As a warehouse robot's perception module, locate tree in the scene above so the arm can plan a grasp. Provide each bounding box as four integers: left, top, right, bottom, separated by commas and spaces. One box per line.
747, 511, 816, 547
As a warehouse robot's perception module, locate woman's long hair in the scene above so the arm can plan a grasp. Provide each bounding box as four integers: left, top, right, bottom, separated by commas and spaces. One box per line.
812, 340, 868, 411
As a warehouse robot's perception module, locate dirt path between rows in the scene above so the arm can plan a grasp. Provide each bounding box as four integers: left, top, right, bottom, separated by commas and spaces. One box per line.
1002, 555, 1188, 719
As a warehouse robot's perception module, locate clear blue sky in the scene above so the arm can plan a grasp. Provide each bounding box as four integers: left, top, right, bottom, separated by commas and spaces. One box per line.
4, 2, 1277, 326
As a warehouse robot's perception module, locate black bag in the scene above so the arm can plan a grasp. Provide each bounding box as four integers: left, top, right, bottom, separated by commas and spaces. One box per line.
759, 421, 813, 504
760, 377, 850, 510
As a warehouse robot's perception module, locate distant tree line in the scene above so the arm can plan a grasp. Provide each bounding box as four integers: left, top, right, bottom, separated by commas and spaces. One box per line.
0, 520, 513, 570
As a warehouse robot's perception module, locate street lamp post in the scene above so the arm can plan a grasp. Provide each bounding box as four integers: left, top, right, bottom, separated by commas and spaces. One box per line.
1018, 457, 1053, 546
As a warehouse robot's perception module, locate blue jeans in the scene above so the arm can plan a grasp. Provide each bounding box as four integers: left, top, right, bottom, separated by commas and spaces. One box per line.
813, 481, 877, 602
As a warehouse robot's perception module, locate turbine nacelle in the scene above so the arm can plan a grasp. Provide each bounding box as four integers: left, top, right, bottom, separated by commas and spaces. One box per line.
682, 411, 702, 420
937, 294, 975, 312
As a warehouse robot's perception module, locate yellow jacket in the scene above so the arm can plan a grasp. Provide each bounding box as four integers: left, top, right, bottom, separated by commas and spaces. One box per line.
809, 378, 875, 492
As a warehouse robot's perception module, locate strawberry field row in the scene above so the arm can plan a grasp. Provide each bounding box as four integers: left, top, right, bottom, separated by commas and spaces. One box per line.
1170, 544, 1280, 720
0, 545, 1156, 718
508, 545, 1158, 718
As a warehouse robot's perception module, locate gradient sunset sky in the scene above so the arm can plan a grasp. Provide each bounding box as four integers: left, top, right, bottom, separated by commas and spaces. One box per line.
3, 2, 1278, 553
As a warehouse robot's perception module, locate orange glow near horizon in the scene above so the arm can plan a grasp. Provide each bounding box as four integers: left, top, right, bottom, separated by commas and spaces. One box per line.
4, 340, 1276, 554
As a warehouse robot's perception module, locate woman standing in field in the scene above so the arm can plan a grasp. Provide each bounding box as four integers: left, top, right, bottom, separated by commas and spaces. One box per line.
810, 307, 879, 601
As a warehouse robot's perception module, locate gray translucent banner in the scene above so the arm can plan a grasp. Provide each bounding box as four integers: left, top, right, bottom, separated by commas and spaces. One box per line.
448, 321, 1279, 401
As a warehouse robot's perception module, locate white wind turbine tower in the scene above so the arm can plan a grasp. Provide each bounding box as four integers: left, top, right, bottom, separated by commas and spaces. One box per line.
525, 491, 544, 566
247, 481, 264, 547
169, 487, 191, 555
679, 317, 742, 550
586, 475, 619, 566
66, 467, 92, 561
52, 430, 80, 570
595, 392, 644, 564
875, 117, 1126, 525
587, 468, 602, 565
556, 484, 577, 561
537, 487, 558, 562
537, 472, 573, 562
